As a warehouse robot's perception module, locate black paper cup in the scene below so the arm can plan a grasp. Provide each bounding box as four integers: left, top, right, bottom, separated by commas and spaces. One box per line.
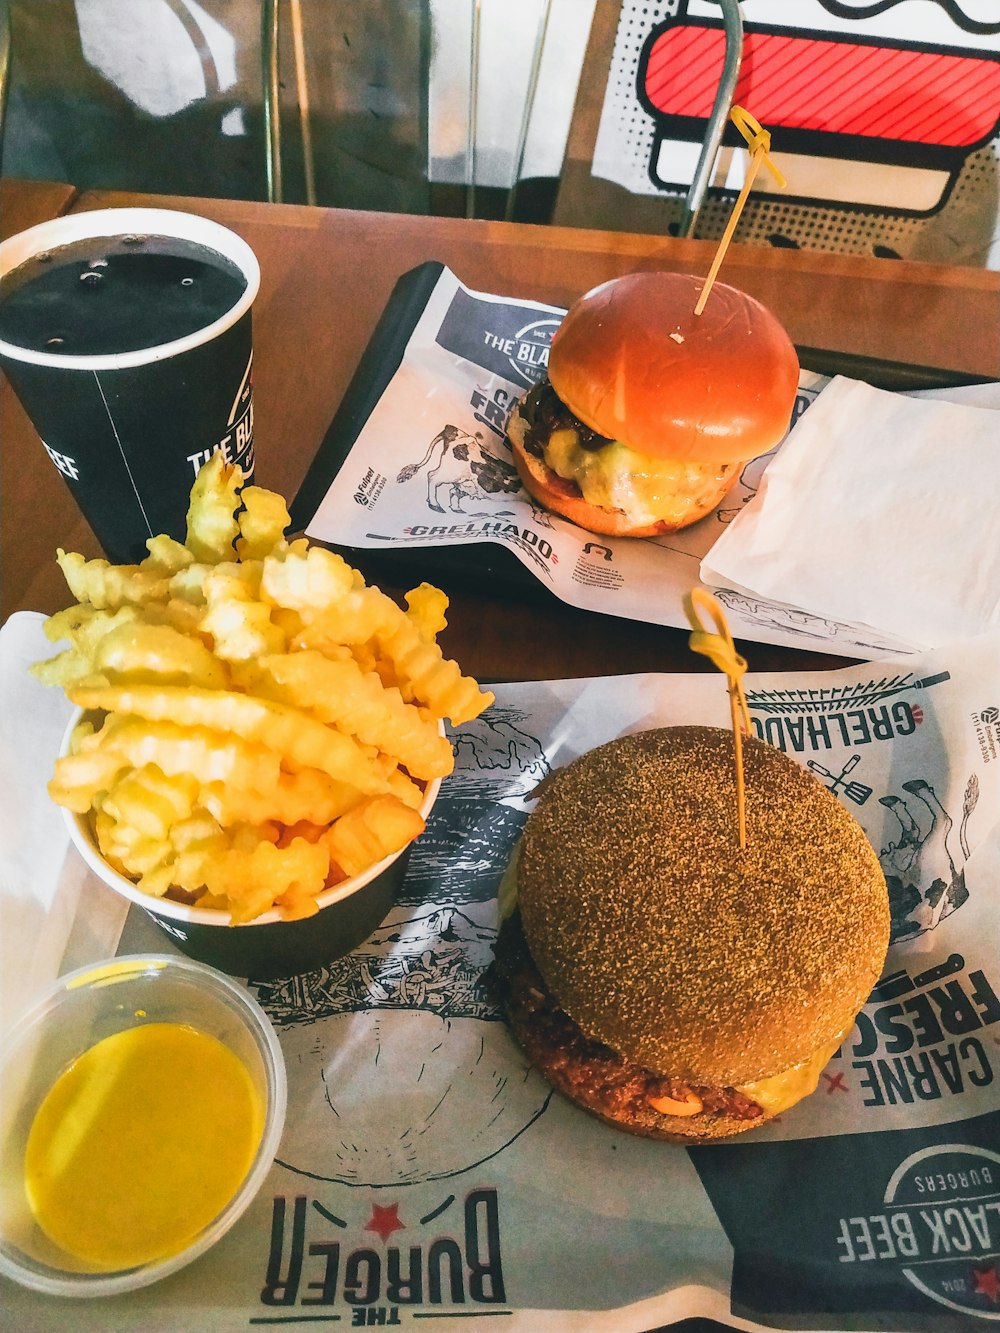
0, 208, 259, 564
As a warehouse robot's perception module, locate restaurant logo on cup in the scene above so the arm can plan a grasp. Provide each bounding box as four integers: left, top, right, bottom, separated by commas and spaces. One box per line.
837, 1144, 1000, 1319
436, 288, 561, 388
186, 351, 254, 479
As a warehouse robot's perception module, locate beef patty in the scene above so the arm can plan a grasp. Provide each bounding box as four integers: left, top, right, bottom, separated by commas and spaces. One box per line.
491, 909, 765, 1142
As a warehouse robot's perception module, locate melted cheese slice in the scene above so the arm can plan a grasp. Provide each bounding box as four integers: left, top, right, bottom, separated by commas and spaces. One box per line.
542, 427, 739, 528
736, 1034, 846, 1117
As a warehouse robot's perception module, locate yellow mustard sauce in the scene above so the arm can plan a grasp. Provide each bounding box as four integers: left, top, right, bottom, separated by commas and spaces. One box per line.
24, 1022, 263, 1271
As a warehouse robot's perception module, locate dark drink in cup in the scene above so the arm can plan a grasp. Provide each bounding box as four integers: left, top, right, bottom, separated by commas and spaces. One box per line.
0, 236, 248, 356
0, 208, 260, 564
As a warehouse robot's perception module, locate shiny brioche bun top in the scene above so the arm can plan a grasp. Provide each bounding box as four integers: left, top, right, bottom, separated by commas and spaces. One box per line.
516, 726, 889, 1087
548, 271, 800, 465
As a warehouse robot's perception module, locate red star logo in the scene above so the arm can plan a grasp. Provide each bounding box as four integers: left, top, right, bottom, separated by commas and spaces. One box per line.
365, 1202, 405, 1243
973, 1265, 1000, 1304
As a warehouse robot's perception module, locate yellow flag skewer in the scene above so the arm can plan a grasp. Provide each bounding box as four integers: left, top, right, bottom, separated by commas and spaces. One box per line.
684, 588, 751, 850
694, 106, 787, 318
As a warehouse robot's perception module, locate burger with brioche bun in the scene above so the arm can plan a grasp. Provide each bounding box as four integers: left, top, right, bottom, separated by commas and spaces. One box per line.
507, 271, 799, 537
492, 726, 889, 1142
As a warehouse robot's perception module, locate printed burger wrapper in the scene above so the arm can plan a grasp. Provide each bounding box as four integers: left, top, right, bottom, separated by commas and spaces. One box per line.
6, 608, 1000, 1331
701, 376, 1000, 653
304, 264, 1000, 662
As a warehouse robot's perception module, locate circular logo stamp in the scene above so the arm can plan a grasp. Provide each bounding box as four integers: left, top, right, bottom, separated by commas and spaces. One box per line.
884, 1143, 1000, 1319
506, 316, 560, 387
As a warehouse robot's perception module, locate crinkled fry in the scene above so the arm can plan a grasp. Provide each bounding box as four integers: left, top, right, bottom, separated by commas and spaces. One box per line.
94, 807, 172, 879
275, 883, 323, 921
67, 683, 389, 791
32, 606, 142, 687
236, 485, 290, 561
384, 767, 427, 811
185, 453, 243, 563
35, 457, 494, 921
168, 563, 216, 605
286, 573, 491, 723
141, 534, 195, 576
290, 597, 391, 652
56, 550, 170, 611
405, 583, 449, 640
376, 611, 493, 724
239, 651, 454, 781
207, 559, 263, 598
42, 597, 205, 645
93, 621, 229, 689
200, 562, 285, 660
199, 767, 365, 828
48, 748, 130, 813
324, 795, 425, 879
102, 765, 199, 842
75, 715, 281, 790
276, 820, 329, 847
200, 835, 331, 925
31, 647, 90, 690
260, 543, 355, 611
136, 863, 180, 900
166, 812, 230, 895
43, 602, 132, 645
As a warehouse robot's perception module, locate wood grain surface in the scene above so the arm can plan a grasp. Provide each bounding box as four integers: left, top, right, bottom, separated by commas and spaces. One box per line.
4, 184, 998, 683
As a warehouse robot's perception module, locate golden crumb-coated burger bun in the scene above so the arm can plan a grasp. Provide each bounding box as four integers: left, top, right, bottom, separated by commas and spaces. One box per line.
517, 726, 889, 1089
548, 271, 799, 466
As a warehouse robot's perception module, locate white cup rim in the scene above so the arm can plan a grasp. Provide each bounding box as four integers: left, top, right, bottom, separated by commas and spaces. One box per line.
0, 207, 260, 372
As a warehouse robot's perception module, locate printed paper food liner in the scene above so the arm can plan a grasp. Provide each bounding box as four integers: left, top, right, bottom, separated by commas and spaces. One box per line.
6, 612, 1000, 1330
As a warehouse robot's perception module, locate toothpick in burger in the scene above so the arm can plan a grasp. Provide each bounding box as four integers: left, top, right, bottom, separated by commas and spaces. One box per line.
492, 726, 889, 1142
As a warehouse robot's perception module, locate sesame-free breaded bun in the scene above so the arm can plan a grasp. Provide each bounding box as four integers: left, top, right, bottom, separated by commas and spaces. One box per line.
516, 726, 889, 1090
548, 271, 799, 466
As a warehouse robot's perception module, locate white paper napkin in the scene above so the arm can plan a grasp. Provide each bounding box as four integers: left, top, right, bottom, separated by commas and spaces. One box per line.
0, 613, 126, 1033
701, 376, 1000, 650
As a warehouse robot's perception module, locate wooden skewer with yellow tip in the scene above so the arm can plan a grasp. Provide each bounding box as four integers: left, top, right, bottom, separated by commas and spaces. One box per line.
683, 588, 751, 850
694, 106, 787, 317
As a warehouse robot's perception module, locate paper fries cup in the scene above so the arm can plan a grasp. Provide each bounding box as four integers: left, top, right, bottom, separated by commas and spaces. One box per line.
61, 713, 443, 981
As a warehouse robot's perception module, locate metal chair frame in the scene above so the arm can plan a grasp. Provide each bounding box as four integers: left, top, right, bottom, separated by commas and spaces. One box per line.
678, 0, 744, 237
260, 0, 553, 220
13, 0, 736, 225
484, 0, 743, 232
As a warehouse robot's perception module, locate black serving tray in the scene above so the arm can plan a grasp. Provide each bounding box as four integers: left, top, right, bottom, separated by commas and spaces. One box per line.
290, 261, 993, 603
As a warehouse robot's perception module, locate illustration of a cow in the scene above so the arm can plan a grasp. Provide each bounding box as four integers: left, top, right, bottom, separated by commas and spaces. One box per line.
396, 424, 521, 515
879, 774, 979, 940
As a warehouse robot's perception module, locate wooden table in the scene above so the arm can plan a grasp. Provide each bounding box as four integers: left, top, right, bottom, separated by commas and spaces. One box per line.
1, 185, 995, 1333
0, 178, 78, 242
3, 184, 998, 683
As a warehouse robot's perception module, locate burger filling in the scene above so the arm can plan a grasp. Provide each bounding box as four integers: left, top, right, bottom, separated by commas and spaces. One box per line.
491, 910, 765, 1129
494, 863, 846, 1125
514, 379, 741, 528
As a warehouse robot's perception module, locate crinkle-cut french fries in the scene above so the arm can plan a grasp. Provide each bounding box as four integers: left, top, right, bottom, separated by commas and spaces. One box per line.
34, 454, 494, 923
